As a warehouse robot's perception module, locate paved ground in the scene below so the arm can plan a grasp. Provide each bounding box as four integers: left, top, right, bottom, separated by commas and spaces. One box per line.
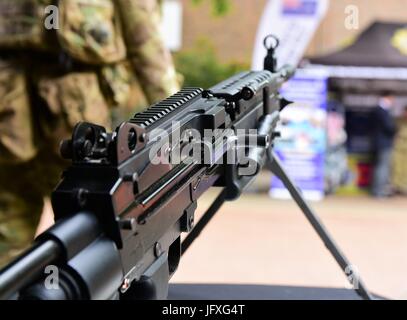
171, 187, 407, 300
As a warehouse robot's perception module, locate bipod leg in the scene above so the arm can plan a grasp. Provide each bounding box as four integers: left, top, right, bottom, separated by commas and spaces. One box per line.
181, 189, 227, 255
267, 149, 373, 300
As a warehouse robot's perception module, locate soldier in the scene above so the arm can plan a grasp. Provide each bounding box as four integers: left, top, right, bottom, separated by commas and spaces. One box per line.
371, 92, 397, 198
0, 0, 180, 267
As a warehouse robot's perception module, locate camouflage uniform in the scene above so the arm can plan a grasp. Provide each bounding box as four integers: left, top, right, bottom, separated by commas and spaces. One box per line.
0, 0, 180, 267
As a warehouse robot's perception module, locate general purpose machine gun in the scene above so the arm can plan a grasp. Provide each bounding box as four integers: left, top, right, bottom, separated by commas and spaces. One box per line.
0, 36, 373, 300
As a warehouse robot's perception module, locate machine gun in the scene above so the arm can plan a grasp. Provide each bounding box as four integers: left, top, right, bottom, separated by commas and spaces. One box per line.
0, 36, 373, 300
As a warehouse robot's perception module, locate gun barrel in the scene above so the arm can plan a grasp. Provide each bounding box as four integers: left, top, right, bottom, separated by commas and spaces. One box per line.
0, 240, 60, 300
0, 212, 102, 299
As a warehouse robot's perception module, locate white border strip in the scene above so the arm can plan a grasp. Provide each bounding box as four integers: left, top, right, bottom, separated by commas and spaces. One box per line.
307, 64, 407, 80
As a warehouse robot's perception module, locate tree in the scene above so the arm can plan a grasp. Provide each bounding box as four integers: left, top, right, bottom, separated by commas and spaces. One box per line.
191, 0, 231, 16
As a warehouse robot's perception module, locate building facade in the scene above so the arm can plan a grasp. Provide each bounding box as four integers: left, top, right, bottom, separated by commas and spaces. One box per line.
180, 0, 407, 63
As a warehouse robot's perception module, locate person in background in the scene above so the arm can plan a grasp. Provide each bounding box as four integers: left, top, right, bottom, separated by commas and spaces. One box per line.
0, 0, 180, 267
392, 106, 407, 195
371, 92, 397, 198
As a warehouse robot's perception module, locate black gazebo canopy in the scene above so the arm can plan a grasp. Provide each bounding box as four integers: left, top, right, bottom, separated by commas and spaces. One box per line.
307, 21, 407, 94
311, 21, 407, 68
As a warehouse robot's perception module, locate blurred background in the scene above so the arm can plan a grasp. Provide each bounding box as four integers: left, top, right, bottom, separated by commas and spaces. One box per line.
136, 0, 407, 299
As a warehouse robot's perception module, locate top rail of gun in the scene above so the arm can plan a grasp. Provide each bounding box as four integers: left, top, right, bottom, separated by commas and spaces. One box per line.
209, 67, 292, 95
129, 66, 294, 131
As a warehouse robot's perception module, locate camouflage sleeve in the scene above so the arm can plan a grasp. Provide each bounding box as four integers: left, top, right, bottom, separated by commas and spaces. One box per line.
116, 0, 180, 104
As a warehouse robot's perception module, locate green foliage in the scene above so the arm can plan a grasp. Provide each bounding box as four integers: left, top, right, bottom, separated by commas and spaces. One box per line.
174, 39, 249, 88
191, 0, 231, 16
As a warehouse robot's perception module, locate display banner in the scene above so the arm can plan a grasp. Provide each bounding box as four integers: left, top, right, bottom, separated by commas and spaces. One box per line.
252, 0, 329, 70
161, 0, 183, 51
270, 69, 328, 201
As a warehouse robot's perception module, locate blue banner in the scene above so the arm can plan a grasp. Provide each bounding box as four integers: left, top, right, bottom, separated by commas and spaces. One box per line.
270, 71, 328, 201
282, 0, 318, 16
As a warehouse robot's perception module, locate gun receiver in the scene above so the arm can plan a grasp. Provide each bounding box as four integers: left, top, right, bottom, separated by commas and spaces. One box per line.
0, 64, 294, 300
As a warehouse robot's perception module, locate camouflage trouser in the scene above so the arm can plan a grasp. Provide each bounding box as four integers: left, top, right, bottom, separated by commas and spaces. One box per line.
0, 58, 111, 267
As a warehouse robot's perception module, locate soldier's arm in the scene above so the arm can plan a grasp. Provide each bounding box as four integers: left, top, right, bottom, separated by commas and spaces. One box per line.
116, 0, 180, 103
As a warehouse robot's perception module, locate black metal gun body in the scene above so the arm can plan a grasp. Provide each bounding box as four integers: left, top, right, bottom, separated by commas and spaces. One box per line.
0, 67, 295, 300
